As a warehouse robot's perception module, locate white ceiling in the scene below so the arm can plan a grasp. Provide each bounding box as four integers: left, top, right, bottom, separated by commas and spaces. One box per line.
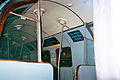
24, 0, 93, 37
6, 0, 93, 44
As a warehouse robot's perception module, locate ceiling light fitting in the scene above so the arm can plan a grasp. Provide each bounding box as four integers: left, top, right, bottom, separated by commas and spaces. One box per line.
33, 8, 46, 15
40, 8, 46, 15
57, 17, 67, 25
14, 25, 23, 30
67, 3, 73, 7
21, 36, 27, 41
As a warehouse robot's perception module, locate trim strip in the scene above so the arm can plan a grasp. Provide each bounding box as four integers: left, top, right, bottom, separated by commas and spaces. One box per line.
73, 41, 84, 44
43, 44, 60, 49
10, 12, 40, 23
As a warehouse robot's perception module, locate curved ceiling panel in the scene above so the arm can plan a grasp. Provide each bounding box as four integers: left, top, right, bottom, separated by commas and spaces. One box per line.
41, 0, 93, 36
0, 0, 93, 45
41, 1, 83, 36
23, 0, 93, 37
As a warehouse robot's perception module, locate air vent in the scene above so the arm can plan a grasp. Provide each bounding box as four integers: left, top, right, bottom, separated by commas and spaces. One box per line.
57, 17, 67, 25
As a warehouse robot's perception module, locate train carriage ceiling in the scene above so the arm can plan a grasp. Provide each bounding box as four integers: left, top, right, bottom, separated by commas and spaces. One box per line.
0, 0, 93, 44
24, 0, 93, 36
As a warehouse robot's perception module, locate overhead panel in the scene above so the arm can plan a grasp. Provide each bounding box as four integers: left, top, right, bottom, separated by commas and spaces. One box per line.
68, 30, 84, 43
43, 37, 60, 49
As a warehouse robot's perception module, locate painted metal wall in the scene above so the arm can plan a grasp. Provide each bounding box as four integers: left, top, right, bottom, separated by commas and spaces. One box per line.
43, 25, 95, 80
94, 0, 120, 79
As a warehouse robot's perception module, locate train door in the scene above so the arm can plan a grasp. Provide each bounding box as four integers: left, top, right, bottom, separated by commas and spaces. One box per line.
56, 47, 73, 80
42, 50, 58, 80
42, 50, 51, 63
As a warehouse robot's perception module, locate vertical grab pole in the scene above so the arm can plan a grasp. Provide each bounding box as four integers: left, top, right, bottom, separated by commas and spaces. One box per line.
14, 45, 18, 59
20, 43, 23, 60
58, 25, 64, 80
37, 0, 42, 62
7, 31, 10, 59
7, 38, 10, 59
84, 22, 87, 64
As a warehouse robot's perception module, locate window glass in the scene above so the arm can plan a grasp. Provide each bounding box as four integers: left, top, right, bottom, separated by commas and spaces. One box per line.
22, 46, 31, 61
31, 40, 37, 49
0, 5, 37, 62
25, 44, 35, 51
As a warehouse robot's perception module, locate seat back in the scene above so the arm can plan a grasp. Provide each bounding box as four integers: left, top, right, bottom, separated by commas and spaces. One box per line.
77, 65, 96, 80
0, 60, 54, 80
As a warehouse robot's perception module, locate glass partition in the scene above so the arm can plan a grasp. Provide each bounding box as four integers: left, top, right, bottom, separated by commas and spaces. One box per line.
0, 5, 37, 62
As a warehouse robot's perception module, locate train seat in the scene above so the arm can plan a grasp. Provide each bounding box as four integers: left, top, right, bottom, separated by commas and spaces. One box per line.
77, 65, 96, 80
0, 60, 54, 80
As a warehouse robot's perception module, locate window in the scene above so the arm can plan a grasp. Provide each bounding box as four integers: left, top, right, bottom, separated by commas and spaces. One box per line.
31, 40, 37, 49
26, 44, 35, 51
56, 47, 72, 67
4, 7, 28, 27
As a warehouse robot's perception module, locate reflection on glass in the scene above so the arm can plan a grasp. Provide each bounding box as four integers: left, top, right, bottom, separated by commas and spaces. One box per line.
0, 0, 10, 10
0, 5, 37, 61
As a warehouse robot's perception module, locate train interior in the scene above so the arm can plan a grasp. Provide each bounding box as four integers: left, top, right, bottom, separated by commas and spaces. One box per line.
0, 0, 96, 80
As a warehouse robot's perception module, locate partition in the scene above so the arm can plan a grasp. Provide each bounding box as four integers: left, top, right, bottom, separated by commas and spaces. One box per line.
0, 60, 54, 80
77, 65, 96, 80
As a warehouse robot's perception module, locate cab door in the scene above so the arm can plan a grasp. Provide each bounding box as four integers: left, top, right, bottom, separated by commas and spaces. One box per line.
42, 50, 51, 63
56, 47, 73, 80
